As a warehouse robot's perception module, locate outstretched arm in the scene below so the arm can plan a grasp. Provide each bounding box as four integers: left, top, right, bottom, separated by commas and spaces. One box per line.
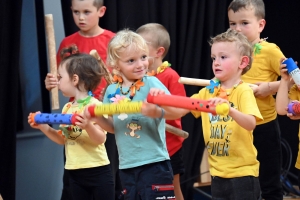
276, 58, 292, 115
28, 112, 64, 145
83, 107, 115, 133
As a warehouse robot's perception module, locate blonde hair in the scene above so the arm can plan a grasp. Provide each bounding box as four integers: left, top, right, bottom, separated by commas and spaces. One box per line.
209, 28, 253, 75
107, 29, 149, 68
72, 0, 104, 9
136, 23, 170, 59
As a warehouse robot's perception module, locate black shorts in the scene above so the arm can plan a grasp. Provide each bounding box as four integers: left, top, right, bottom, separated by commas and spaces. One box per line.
170, 147, 185, 175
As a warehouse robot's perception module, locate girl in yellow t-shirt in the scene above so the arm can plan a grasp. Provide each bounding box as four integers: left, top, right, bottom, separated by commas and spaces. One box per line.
28, 45, 114, 200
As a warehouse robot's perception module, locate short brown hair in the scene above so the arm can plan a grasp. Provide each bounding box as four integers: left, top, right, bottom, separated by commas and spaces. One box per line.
136, 23, 170, 59
60, 45, 104, 92
72, 0, 104, 9
209, 29, 253, 75
228, 0, 265, 19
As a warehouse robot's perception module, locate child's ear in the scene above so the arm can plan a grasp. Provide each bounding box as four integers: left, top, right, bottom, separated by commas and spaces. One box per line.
156, 47, 165, 58
72, 74, 79, 85
98, 6, 106, 18
239, 56, 250, 69
258, 19, 266, 33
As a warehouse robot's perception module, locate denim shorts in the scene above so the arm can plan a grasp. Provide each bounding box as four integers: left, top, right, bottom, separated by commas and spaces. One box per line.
119, 160, 175, 200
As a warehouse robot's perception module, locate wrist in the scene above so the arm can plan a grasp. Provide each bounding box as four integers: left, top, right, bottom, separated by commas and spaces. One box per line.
268, 82, 273, 93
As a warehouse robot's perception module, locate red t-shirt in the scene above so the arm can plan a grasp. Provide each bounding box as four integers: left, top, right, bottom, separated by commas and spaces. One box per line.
156, 67, 186, 156
56, 30, 115, 99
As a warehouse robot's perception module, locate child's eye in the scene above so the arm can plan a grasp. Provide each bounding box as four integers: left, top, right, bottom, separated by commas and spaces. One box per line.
229, 22, 236, 26
221, 56, 227, 59
141, 55, 147, 60
73, 11, 79, 15
242, 22, 249, 25
211, 57, 216, 61
127, 59, 135, 64
84, 11, 90, 14
57, 75, 62, 81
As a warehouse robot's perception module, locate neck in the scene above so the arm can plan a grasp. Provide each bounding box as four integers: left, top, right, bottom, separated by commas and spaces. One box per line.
72, 91, 90, 103
251, 37, 261, 44
220, 77, 242, 89
149, 58, 163, 72
79, 26, 103, 37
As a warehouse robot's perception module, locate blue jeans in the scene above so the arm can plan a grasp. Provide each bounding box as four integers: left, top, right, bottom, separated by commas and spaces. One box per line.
211, 176, 261, 200
119, 160, 175, 200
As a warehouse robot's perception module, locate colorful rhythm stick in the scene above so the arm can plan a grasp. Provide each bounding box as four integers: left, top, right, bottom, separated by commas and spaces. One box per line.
88, 102, 143, 117
147, 94, 229, 116
288, 102, 300, 115
30, 113, 80, 125
87, 102, 190, 138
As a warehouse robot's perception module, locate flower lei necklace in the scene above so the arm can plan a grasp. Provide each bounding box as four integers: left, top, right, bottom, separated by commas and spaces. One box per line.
253, 37, 267, 56
206, 79, 243, 100
113, 74, 144, 100
58, 92, 93, 138
147, 61, 171, 76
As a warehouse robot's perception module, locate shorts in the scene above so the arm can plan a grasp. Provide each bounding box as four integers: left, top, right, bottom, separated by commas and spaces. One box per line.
170, 147, 185, 175
119, 160, 175, 200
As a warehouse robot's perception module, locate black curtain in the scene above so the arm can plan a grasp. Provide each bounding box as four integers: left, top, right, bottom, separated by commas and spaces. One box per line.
0, 0, 22, 199
59, 0, 300, 199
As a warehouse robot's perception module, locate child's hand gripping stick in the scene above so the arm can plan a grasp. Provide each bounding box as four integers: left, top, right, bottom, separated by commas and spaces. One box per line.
283, 58, 300, 89
29, 113, 80, 125
146, 94, 230, 116
287, 102, 300, 116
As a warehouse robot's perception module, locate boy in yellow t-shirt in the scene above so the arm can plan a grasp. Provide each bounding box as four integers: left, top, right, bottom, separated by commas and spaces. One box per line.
228, 0, 285, 199
144, 29, 263, 199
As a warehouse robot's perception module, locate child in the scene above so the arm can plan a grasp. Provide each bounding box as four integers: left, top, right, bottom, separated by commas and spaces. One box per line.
276, 58, 300, 190
44, 1, 117, 198
28, 46, 114, 200
45, 0, 115, 99
228, 0, 285, 198
145, 29, 263, 199
136, 23, 186, 200
84, 29, 175, 199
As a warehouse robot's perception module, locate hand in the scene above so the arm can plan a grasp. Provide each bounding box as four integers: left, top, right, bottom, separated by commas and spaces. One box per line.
208, 97, 229, 106
253, 82, 271, 98
74, 114, 92, 130
148, 88, 166, 96
279, 58, 290, 81
27, 111, 47, 130
45, 73, 58, 91
98, 88, 105, 102
141, 100, 159, 118
83, 105, 93, 120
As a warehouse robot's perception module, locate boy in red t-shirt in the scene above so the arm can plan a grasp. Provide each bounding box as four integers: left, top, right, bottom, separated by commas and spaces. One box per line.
45, 0, 115, 100
137, 23, 186, 200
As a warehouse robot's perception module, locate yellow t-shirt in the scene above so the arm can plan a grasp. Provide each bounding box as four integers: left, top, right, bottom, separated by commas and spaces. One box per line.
61, 97, 110, 170
242, 41, 284, 124
288, 84, 300, 169
191, 83, 263, 178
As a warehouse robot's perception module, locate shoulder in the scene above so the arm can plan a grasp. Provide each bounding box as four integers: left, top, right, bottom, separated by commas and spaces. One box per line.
101, 29, 116, 39
161, 67, 180, 78
261, 41, 284, 56
61, 32, 79, 42
90, 97, 100, 104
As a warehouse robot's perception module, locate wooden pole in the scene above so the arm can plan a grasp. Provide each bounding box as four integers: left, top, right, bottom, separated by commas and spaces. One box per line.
44, 14, 59, 110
